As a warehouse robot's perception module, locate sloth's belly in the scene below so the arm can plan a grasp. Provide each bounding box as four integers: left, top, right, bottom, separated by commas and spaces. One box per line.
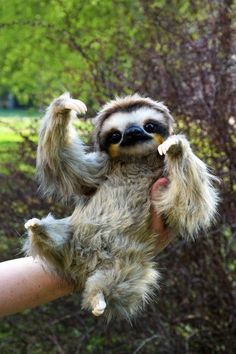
69, 172, 160, 276
72, 175, 154, 238
69, 163, 163, 277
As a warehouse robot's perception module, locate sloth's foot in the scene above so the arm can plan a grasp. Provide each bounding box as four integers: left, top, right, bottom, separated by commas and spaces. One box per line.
25, 218, 43, 232
54, 92, 87, 115
91, 292, 106, 317
24, 218, 49, 242
158, 134, 188, 156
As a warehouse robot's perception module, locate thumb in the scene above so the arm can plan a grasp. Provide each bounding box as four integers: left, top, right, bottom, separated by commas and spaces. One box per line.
151, 177, 169, 197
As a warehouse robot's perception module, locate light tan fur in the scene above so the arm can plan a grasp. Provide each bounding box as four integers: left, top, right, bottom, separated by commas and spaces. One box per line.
24, 93, 219, 321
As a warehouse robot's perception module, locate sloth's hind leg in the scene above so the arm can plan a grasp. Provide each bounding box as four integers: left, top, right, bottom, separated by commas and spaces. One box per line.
24, 214, 71, 271
82, 261, 159, 320
82, 273, 107, 317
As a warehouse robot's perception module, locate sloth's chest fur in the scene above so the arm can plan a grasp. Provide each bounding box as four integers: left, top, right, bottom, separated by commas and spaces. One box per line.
71, 156, 163, 249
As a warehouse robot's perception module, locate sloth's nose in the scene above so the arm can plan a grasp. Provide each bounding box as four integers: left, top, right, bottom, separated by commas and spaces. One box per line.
121, 125, 151, 146
125, 126, 143, 138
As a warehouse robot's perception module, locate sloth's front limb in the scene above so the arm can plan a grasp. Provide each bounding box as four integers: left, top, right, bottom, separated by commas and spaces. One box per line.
24, 214, 71, 273
37, 93, 109, 200
153, 135, 219, 237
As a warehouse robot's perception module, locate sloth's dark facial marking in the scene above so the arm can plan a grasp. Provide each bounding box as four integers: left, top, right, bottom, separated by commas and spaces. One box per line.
143, 119, 169, 138
100, 129, 122, 152
101, 122, 168, 153
107, 130, 122, 144
101, 125, 152, 152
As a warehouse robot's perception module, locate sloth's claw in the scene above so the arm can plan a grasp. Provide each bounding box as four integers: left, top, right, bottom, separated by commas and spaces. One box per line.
54, 93, 87, 115
64, 99, 87, 114
24, 218, 42, 230
158, 135, 181, 156
92, 301, 106, 316
91, 293, 106, 317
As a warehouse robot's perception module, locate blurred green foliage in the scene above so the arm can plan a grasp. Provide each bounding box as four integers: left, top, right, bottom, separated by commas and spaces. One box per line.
0, 0, 142, 106
1, 0, 233, 107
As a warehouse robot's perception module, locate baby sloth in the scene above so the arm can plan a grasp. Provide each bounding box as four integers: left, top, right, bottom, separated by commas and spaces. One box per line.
24, 93, 218, 320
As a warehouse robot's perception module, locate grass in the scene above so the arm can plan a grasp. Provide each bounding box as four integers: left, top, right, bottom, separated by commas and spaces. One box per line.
0, 108, 39, 118
0, 109, 39, 142
0, 109, 39, 174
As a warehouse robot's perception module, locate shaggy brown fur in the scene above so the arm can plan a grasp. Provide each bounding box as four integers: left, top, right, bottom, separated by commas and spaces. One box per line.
24, 93, 219, 321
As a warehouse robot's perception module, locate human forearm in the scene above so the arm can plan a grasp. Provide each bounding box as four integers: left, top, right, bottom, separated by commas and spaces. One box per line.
0, 257, 73, 317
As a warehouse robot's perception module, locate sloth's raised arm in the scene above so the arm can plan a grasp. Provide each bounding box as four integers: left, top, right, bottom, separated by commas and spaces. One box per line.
153, 135, 219, 237
37, 93, 109, 200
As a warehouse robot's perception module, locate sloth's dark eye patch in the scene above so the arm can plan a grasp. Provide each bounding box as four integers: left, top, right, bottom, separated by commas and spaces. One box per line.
144, 122, 156, 133
144, 120, 168, 137
107, 131, 122, 144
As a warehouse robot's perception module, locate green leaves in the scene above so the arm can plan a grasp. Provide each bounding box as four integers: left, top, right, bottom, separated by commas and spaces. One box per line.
0, 0, 140, 105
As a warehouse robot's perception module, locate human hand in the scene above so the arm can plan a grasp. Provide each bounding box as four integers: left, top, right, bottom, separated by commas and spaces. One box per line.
150, 178, 174, 253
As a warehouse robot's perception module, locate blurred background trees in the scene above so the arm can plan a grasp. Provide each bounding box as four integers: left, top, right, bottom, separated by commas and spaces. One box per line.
0, 0, 235, 353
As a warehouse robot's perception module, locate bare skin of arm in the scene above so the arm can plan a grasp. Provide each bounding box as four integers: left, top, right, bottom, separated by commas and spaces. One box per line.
0, 178, 171, 317
0, 257, 72, 317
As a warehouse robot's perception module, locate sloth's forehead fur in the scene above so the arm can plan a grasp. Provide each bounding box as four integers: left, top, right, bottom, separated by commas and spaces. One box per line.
94, 94, 174, 146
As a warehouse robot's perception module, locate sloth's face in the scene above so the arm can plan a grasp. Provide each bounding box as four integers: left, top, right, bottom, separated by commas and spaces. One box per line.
99, 106, 170, 158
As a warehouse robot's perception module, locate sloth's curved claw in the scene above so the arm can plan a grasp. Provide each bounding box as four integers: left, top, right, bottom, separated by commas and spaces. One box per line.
158, 135, 182, 156
92, 303, 106, 317
54, 93, 87, 115
91, 292, 106, 317
24, 218, 42, 231
64, 98, 87, 115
